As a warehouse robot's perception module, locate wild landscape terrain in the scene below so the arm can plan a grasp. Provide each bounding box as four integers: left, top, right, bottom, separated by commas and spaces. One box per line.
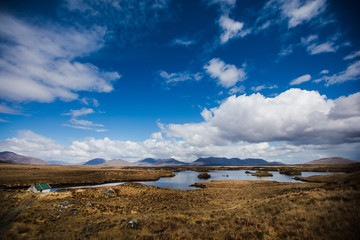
0, 161, 359, 240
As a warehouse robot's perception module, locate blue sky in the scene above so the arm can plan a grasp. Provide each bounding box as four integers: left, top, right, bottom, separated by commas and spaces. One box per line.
0, 0, 359, 164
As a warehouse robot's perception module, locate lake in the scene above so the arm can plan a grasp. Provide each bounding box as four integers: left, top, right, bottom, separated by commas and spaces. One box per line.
51, 170, 340, 191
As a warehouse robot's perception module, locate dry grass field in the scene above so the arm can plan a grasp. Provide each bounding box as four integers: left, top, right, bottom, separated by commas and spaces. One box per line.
0, 164, 359, 239
0, 164, 174, 188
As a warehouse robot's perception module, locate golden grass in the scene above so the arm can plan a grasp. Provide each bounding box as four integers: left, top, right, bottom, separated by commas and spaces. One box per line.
1, 170, 359, 240
0, 164, 174, 188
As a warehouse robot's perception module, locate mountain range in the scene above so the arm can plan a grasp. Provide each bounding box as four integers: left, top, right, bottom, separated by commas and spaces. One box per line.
191, 157, 284, 166
1, 151, 358, 166
136, 158, 188, 166
83, 158, 106, 165
304, 157, 359, 165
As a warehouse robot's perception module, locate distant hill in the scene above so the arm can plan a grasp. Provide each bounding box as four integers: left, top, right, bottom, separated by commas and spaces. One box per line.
101, 159, 134, 166
191, 157, 284, 166
83, 158, 106, 165
136, 158, 188, 166
0, 151, 48, 165
47, 160, 71, 165
304, 157, 358, 165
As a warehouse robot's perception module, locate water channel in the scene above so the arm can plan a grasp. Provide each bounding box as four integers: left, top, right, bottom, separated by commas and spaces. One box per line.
51, 170, 340, 191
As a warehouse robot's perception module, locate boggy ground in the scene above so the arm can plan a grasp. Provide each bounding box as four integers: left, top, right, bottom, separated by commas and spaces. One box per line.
0, 164, 174, 188
1, 171, 359, 240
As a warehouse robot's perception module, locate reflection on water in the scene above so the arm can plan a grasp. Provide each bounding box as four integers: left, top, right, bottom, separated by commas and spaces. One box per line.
52, 170, 340, 191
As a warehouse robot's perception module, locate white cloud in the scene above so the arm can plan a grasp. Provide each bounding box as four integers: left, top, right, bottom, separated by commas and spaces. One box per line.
1, 128, 359, 164
315, 60, 360, 86
219, 15, 250, 44
0, 103, 22, 115
62, 107, 107, 132
208, 0, 236, 5
163, 89, 360, 145
344, 50, 360, 61
301, 34, 339, 55
251, 85, 278, 92
306, 41, 338, 55
159, 71, 202, 86
69, 118, 104, 127
63, 119, 107, 132
228, 86, 245, 95
258, 21, 271, 31
0, 13, 121, 103
328, 93, 360, 119
278, 45, 294, 57
290, 74, 312, 85
280, 0, 327, 28
301, 34, 319, 44
207, 0, 236, 15
172, 38, 196, 47
63, 108, 95, 118
0, 130, 66, 160
320, 69, 329, 74
204, 58, 246, 88
256, 0, 327, 35
151, 132, 164, 140
80, 98, 100, 107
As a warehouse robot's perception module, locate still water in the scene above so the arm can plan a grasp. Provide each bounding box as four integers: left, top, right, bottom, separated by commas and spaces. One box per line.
52, 170, 339, 191
138, 170, 338, 190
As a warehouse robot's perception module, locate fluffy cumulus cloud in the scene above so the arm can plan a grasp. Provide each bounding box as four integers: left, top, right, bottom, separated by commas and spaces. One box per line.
1, 130, 359, 164
219, 15, 250, 44
0, 13, 120, 103
1, 89, 360, 163
290, 74, 312, 85
0, 130, 66, 160
204, 58, 246, 88
163, 89, 360, 145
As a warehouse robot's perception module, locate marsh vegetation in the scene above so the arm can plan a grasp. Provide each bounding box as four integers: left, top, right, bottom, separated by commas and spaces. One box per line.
197, 173, 211, 179
0, 163, 359, 239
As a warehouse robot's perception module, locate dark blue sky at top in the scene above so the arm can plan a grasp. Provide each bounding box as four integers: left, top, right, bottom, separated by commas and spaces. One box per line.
0, 0, 359, 163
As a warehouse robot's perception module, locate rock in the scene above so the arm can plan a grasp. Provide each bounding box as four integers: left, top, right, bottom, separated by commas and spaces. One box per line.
59, 201, 74, 206
190, 183, 206, 188
127, 219, 139, 229
83, 225, 98, 232
59, 206, 68, 212
85, 202, 92, 207
102, 188, 115, 196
